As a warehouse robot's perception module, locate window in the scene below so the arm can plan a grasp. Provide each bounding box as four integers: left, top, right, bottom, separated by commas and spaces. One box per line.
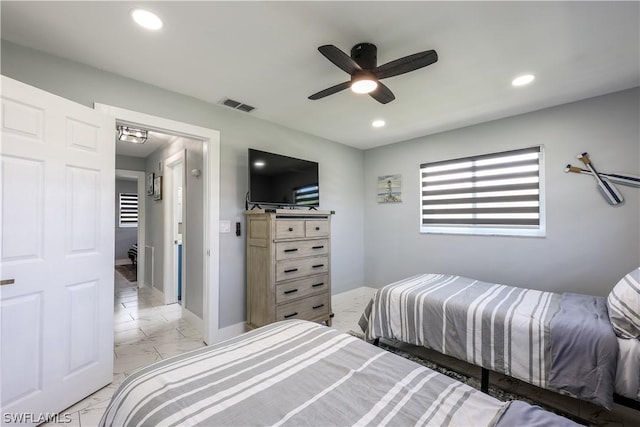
294, 184, 319, 206
119, 193, 138, 228
420, 146, 544, 236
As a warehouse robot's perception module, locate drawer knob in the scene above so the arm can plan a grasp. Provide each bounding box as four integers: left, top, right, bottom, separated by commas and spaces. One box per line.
284, 248, 298, 253
288, 227, 293, 232
284, 289, 298, 295
312, 304, 325, 310
312, 245, 324, 250
315, 226, 320, 231
312, 282, 324, 288
284, 268, 299, 273
284, 312, 298, 319
312, 264, 324, 268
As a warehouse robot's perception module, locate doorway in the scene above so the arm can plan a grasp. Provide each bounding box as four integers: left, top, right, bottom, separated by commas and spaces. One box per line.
115, 169, 146, 287
96, 103, 220, 345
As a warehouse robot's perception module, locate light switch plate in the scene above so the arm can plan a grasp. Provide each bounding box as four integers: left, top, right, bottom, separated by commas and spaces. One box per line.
220, 220, 231, 233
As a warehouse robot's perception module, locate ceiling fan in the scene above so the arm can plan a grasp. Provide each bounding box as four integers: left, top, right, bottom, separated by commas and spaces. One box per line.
308, 43, 438, 104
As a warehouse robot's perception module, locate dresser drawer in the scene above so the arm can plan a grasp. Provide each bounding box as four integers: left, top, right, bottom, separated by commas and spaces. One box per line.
305, 220, 329, 237
276, 256, 329, 282
276, 292, 330, 321
276, 220, 305, 239
275, 239, 329, 261
276, 274, 330, 303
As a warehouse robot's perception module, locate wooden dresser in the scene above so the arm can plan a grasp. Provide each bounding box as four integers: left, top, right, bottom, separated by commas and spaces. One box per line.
245, 209, 333, 329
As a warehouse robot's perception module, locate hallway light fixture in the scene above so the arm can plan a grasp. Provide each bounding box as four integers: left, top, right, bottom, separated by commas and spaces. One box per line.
117, 125, 148, 144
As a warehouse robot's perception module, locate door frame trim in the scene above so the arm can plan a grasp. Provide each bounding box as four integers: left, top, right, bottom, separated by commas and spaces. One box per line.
95, 103, 220, 345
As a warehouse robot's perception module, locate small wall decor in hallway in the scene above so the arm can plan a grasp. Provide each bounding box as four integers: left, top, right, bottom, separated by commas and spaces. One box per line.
153, 176, 163, 201
146, 173, 155, 195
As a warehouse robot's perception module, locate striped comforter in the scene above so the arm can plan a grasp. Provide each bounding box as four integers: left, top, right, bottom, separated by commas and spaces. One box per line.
360, 274, 618, 409
99, 320, 577, 427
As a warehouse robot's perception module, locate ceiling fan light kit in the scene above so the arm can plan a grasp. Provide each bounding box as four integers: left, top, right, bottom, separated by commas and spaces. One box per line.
351, 73, 378, 94
309, 42, 438, 104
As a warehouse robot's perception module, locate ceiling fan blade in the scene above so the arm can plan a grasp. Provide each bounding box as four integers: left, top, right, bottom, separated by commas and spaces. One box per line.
369, 81, 395, 104
308, 81, 351, 100
318, 45, 362, 74
374, 50, 438, 80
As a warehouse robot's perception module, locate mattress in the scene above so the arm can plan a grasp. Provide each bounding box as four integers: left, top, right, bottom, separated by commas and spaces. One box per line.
360, 273, 618, 409
615, 337, 640, 400
99, 320, 578, 426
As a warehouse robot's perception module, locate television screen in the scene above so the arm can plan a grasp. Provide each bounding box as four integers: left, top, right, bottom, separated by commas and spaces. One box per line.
248, 149, 319, 207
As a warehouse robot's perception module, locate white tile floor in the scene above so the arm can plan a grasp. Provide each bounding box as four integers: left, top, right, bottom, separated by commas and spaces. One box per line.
45, 274, 638, 427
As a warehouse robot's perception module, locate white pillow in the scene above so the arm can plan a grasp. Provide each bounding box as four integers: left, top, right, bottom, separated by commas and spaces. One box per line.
607, 267, 640, 339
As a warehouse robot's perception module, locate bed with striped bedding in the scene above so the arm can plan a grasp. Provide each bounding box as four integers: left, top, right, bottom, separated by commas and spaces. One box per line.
359, 274, 619, 409
99, 320, 578, 426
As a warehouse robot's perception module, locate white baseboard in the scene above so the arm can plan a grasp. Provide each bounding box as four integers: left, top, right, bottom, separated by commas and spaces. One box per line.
114, 258, 131, 266
212, 322, 247, 344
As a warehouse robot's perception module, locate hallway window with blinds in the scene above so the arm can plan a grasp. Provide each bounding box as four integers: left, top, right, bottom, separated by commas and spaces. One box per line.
119, 193, 138, 228
420, 146, 545, 236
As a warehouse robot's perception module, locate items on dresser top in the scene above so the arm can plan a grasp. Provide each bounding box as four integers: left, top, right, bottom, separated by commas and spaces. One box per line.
245, 209, 333, 329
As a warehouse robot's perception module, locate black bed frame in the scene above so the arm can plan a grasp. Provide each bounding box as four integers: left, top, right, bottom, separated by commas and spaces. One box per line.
372, 338, 639, 412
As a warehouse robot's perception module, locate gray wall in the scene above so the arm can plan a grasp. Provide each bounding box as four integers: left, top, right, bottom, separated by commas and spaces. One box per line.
114, 179, 138, 260
1, 40, 365, 328
4, 39, 635, 328
364, 88, 640, 297
116, 155, 145, 172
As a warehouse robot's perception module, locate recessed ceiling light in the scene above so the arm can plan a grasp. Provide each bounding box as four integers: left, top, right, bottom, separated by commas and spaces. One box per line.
512, 74, 535, 87
131, 9, 163, 30
372, 120, 386, 128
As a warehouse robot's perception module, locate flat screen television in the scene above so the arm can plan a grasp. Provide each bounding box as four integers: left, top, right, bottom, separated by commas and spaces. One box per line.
248, 149, 319, 208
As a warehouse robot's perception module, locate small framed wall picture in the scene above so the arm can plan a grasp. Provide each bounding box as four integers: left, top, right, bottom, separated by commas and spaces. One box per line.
153, 176, 163, 201
377, 174, 402, 203
146, 173, 155, 196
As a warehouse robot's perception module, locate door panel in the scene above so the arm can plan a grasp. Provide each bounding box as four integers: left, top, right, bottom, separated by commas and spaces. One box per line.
66, 166, 100, 253
0, 76, 114, 425
0, 292, 43, 406
1, 156, 44, 261
1, 98, 44, 141
66, 281, 99, 375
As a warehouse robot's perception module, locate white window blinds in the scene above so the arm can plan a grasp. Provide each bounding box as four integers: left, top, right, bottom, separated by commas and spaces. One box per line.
420, 146, 544, 236
119, 193, 138, 228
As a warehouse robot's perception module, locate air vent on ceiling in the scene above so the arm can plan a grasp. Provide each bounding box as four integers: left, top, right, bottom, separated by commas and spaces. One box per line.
220, 98, 255, 113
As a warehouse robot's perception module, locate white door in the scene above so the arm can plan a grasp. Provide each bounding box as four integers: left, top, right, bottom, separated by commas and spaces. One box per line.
164, 150, 185, 305
0, 76, 114, 425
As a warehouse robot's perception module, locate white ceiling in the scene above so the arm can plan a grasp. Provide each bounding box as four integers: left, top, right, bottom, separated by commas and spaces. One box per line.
2, 1, 638, 150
